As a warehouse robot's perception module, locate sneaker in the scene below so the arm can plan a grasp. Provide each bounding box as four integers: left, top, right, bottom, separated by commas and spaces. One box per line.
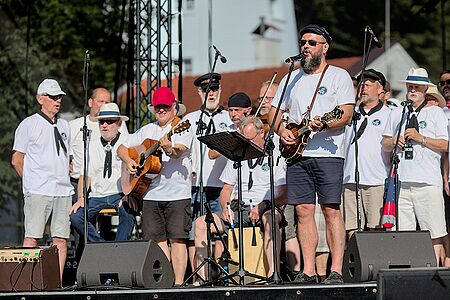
293, 272, 318, 284
322, 271, 344, 285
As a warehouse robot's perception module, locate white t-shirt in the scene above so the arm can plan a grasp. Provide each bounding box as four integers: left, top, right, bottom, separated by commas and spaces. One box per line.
70, 116, 128, 179
220, 146, 286, 206
123, 120, 193, 201
82, 133, 129, 197
184, 109, 232, 187
13, 113, 74, 196
271, 66, 355, 158
343, 104, 391, 185
383, 105, 448, 187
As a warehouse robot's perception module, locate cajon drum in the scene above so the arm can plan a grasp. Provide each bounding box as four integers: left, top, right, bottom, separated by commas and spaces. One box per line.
228, 227, 269, 282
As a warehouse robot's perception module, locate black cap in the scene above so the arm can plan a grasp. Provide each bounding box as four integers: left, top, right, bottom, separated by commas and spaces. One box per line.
193, 72, 222, 90
299, 24, 332, 45
228, 92, 251, 108
358, 69, 386, 88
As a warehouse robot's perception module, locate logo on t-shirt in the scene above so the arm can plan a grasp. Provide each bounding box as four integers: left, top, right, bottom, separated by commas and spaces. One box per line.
261, 163, 269, 171
219, 122, 228, 130
318, 86, 327, 95
419, 121, 427, 129
372, 119, 381, 126
61, 132, 68, 141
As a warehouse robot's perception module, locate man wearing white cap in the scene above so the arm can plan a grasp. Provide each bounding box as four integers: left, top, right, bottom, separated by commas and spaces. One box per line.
69, 103, 134, 242
11, 78, 73, 280
382, 67, 449, 265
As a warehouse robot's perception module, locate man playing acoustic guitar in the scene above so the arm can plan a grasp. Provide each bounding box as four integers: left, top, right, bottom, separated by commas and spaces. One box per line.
117, 87, 193, 286
269, 24, 354, 284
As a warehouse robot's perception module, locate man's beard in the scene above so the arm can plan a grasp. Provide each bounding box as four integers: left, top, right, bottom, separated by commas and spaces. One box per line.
205, 97, 220, 111
301, 52, 322, 74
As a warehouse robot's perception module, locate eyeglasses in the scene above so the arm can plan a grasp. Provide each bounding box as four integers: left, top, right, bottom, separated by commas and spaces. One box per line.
257, 96, 274, 102
201, 86, 220, 93
99, 119, 118, 125
44, 94, 63, 100
299, 40, 327, 47
439, 79, 450, 86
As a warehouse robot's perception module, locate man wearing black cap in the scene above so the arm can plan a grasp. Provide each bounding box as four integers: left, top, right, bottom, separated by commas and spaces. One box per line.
269, 24, 354, 284
184, 72, 232, 272
343, 69, 391, 238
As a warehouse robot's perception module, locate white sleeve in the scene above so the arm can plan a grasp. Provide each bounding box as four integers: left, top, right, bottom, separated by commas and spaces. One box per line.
434, 109, 449, 140
219, 160, 236, 186
336, 70, 356, 106
13, 120, 30, 153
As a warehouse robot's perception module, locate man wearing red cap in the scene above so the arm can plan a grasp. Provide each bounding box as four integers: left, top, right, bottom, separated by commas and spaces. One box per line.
118, 87, 193, 285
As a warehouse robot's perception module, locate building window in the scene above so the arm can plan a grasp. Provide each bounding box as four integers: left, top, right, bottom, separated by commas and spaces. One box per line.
183, 58, 192, 75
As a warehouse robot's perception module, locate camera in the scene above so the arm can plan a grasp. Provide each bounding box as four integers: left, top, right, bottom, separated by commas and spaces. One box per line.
404, 141, 413, 160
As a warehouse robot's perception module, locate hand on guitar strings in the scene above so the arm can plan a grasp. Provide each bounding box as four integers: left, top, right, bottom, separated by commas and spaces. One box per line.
279, 126, 296, 146
309, 115, 325, 132
160, 133, 173, 156
126, 159, 138, 175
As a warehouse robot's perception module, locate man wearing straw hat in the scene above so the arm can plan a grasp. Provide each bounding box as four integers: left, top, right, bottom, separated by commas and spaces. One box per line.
382, 67, 449, 265
118, 87, 193, 285
69, 103, 135, 242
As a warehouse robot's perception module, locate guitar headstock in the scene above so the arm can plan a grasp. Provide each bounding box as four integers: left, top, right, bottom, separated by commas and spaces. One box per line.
171, 120, 191, 135
321, 106, 343, 124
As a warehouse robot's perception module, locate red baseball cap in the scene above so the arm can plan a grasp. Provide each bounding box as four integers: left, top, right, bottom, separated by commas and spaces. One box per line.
151, 87, 175, 106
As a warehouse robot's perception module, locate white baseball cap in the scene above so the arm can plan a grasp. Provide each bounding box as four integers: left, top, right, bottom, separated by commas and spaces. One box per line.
37, 79, 66, 96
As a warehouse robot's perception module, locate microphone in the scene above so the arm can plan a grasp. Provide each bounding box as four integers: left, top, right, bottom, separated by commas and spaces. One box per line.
212, 45, 227, 63
85, 50, 90, 67
285, 53, 305, 63
401, 99, 413, 106
365, 26, 382, 48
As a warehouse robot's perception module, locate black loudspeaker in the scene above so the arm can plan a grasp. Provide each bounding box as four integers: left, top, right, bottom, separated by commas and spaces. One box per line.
77, 240, 174, 288
343, 231, 436, 282
378, 268, 450, 300
0, 246, 60, 291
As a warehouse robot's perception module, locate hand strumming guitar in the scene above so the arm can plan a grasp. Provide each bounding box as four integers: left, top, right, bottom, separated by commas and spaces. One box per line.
278, 126, 296, 146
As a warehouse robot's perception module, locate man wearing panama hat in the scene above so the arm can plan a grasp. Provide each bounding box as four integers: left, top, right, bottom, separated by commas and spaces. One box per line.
382, 67, 449, 265
69, 103, 135, 242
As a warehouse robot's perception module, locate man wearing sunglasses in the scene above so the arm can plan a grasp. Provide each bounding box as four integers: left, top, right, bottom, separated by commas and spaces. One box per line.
69, 88, 128, 203
184, 73, 232, 273
269, 24, 354, 284
118, 87, 193, 285
12, 78, 73, 280
439, 70, 450, 106
69, 103, 134, 243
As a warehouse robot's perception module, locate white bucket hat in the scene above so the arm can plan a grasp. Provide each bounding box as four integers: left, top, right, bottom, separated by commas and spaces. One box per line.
95, 103, 129, 121
37, 79, 66, 96
399, 67, 436, 87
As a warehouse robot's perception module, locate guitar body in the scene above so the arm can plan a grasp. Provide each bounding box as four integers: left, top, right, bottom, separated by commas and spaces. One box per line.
121, 138, 162, 197
280, 120, 311, 164
280, 106, 343, 164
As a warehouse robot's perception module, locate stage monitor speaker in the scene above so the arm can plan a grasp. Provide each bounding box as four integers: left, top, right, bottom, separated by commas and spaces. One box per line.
343, 231, 436, 282
77, 240, 174, 288
378, 268, 450, 300
0, 246, 61, 291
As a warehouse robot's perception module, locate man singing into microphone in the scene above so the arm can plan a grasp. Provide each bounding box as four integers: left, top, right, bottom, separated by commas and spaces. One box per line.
382, 67, 449, 265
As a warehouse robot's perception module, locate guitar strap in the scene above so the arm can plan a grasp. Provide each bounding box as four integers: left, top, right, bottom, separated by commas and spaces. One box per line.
302, 64, 330, 121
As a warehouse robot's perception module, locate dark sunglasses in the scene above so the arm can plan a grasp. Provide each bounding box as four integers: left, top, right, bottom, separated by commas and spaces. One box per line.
439, 79, 450, 86
99, 119, 118, 125
45, 94, 63, 100
201, 86, 219, 93
299, 39, 327, 47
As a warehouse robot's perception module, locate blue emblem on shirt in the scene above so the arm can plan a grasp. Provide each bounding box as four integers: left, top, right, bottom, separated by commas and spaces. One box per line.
318, 86, 327, 95
372, 119, 381, 126
419, 121, 427, 129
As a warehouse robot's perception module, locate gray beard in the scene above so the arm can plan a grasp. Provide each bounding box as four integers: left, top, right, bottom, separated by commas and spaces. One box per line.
301, 54, 322, 74
205, 98, 220, 111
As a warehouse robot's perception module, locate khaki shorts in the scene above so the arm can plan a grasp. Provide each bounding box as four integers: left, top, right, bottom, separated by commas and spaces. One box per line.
398, 183, 447, 239
24, 193, 72, 239
342, 184, 384, 230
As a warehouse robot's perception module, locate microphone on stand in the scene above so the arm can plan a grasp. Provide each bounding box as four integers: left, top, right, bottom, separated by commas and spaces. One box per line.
365, 26, 382, 48
284, 53, 305, 63
212, 45, 227, 63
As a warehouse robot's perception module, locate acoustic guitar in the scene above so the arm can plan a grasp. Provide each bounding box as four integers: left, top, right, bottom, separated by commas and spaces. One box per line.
280, 106, 343, 163
121, 120, 191, 197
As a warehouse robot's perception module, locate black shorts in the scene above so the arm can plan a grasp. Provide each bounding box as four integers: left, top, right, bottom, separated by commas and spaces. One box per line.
142, 199, 192, 241
287, 157, 344, 205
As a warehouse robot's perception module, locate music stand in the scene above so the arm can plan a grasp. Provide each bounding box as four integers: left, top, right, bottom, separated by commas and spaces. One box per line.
198, 131, 269, 285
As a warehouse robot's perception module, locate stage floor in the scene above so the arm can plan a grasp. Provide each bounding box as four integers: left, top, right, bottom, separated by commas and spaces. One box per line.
0, 282, 378, 300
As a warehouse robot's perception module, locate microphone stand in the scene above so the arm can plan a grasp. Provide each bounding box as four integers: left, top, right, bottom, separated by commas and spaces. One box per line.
187, 48, 230, 285
351, 31, 373, 232
262, 60, 297, 284
81, 51, 90, 245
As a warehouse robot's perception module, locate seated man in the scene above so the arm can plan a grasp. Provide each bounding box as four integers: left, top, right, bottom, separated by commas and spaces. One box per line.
70, 103, 135, 241
195, 116, 287, 280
